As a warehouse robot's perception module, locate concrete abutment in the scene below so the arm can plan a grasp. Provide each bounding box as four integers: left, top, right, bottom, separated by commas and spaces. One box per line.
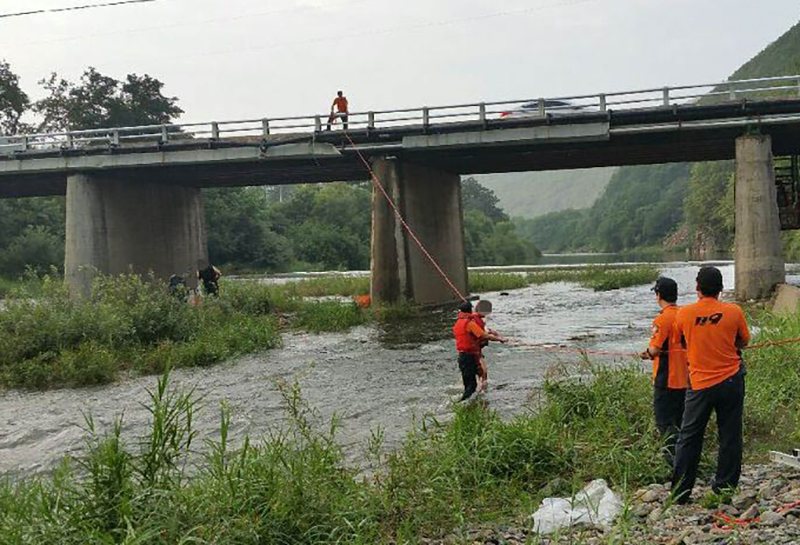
370, 158, 468, 305
734, 134, 786, 301
65, 174, 208, 297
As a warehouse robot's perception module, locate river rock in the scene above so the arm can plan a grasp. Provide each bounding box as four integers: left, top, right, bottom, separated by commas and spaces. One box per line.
741, 504, 760, 520
640, 488, 661, 503
733, 489, 758, 509
760, 510, 785, 527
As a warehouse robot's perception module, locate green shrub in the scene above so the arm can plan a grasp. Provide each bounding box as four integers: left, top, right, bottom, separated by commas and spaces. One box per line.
527, 265, 659, 291
470, 272, 531, 292
294, 300, 367, 333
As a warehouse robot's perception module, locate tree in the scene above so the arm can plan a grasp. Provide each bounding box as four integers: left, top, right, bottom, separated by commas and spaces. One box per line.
204, 187, 292, 272
34, 68, 182, 131
461, 177, 508, 223
0, 60, 29, 135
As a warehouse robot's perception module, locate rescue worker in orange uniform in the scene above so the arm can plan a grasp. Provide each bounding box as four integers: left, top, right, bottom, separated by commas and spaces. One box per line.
640, 277, 688, 466
327, 90, 349, 131
453, 301, 507, 401
671, 266, 750, 504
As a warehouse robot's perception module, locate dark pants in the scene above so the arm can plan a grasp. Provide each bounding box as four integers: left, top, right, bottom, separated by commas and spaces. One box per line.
458, 352, 479, 401
672, 371, 744, 503
654, 387, 686, 467
326, 113, 348, 131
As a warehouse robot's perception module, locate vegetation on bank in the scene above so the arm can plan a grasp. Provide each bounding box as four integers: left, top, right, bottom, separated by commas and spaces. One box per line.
470, 266, 660, 293
2, 306, 798, 544
0, 275, 413, 390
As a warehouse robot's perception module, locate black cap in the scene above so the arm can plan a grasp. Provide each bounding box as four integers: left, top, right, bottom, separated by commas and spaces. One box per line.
652, 276, 678, 301
458, 301, 473, 313
696, 266, 723, 292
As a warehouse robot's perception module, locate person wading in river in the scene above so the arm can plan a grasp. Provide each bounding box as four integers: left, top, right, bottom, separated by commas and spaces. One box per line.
671, 266, 750, 504
640, 276, 688, 467
453, 301, 507, 401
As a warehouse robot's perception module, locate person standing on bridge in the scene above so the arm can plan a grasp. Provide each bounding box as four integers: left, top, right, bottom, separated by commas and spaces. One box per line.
671, 266, 750, 504
640, 276, 687, 467
453, 301, 507, 401
326, 90, 349, 131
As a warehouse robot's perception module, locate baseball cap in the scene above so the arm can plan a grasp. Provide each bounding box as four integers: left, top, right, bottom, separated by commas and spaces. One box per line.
651, 277, 678, 300
696, 266, 723, 292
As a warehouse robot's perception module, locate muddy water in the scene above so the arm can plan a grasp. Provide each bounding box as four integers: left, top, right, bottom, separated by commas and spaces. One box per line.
0, 262, 783, 478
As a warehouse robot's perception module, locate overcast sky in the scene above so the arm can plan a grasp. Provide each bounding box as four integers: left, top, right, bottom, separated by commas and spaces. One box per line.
1, 0, 798, 124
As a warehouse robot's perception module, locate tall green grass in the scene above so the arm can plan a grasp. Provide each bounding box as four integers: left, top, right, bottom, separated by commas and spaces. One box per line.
528, 265, 660, 291
0, 274, 281, 389
467, 266, 659, 294
470, 272, 531, 292
0, 367, 667, 544
2, 310, 798, 544
0, 275, 418, 389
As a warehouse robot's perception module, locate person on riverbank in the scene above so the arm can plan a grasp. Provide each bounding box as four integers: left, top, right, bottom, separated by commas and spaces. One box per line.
326, 90, 349, 131
197, 260, 222, 297
671, 266, 750, 504
453, 301, 507, 401
640, 276, 687, 466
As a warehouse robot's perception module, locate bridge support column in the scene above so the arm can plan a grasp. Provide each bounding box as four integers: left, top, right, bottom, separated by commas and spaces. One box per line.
370, 158, 468, 305
65, 174, 207, 297
734, 134, 785, 300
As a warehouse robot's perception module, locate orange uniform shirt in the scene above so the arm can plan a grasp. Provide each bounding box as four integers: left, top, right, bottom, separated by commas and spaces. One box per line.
333, 96, 348, 113
674, 297, 750, 390
648, 305, 688, 390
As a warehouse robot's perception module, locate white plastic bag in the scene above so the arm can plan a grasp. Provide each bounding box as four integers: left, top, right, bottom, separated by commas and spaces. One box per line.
532, 479, 623, 535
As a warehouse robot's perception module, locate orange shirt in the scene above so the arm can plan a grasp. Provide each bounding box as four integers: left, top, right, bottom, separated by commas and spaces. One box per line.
333, 96, 348, 113
674, 297, 750, 390
467, 320, 485, 339
649, 305, 688, 389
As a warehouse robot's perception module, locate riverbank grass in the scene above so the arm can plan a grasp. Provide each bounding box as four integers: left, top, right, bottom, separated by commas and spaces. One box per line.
468, 266, 659, 294
0, 275, 422, 390
528, 265, 660, 291
2, 306, 798, 542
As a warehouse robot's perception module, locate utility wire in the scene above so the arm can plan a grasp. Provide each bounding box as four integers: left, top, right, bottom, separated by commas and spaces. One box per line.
0, 0, 369, 50
0, 0, 158, 19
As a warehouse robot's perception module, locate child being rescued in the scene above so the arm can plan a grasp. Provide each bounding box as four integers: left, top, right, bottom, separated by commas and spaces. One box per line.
474, 300, 502, 394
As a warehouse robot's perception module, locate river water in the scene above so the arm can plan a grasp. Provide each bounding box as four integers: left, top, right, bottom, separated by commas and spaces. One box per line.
0, 262, 794, 478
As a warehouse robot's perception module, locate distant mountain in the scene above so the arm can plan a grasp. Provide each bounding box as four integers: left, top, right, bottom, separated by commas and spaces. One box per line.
475, 167, 617, 219
523, 19, 800, 254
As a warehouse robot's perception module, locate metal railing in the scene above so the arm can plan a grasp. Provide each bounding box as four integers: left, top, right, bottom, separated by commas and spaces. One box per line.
2, 74, 800, 155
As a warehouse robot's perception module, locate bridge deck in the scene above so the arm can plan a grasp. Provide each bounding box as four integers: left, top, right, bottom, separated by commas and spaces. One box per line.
3, 99, 800, 198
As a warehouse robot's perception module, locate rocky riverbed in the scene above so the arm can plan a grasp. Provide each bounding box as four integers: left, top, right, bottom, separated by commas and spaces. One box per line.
426, 464, 800, 544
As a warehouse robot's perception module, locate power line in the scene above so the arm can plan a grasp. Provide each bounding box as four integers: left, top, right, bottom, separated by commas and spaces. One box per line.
0, 0, 369, 50
0, 0, 158, 19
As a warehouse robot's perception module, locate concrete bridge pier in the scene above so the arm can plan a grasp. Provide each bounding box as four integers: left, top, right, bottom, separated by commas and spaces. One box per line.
370, 158, 468, 305
734, 134, 786, 300
65, 174, 208, 297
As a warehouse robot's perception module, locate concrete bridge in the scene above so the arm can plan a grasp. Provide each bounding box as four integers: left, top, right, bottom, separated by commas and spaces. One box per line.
3, 75, 800, 303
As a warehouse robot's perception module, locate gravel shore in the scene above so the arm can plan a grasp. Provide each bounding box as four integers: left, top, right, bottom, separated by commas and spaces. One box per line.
427, 464, 800, 544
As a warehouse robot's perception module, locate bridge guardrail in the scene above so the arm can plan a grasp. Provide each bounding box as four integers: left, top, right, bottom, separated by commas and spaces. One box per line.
2, 74, 800, 155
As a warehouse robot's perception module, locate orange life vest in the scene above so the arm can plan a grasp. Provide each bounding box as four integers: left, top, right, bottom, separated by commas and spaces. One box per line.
453, 312, 482, 354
